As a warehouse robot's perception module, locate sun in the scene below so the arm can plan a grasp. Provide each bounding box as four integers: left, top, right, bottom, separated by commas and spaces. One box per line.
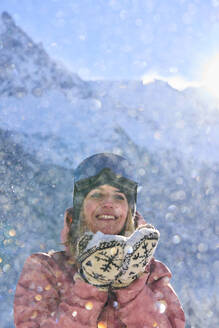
202, 54, 219, 98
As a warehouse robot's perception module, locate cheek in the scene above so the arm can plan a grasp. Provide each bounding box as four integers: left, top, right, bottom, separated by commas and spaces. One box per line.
121, 203, 129, 219
83, 201, 96, 222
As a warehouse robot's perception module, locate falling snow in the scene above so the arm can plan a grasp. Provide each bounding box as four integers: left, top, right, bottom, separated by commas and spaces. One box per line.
0, 7, 218, 328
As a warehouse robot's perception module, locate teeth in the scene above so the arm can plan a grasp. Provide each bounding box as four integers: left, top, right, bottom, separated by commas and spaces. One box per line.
98, 215, 116, 220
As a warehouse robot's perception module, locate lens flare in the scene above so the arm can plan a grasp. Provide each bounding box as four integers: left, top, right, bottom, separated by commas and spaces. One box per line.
202, 54, 219, 98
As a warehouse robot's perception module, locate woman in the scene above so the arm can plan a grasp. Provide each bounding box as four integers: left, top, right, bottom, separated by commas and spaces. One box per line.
14, 153, 185, 328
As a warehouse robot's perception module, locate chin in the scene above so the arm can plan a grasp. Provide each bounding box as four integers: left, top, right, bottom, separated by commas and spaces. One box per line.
89, 219, 125, 235
98, 225, 122, 235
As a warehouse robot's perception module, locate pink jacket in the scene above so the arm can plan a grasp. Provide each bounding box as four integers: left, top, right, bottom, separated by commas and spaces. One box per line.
14, 211, 185, 328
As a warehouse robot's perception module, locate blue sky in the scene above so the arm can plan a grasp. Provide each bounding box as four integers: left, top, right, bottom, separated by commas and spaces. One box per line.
0, 0, 219, 86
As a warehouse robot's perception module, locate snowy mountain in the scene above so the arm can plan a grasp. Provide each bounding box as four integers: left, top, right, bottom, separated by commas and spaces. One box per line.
0, 12, 219, 169
0, 11, 91, 99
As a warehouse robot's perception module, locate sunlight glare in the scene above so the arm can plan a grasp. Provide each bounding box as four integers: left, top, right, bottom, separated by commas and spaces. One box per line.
202, 54, 219, 98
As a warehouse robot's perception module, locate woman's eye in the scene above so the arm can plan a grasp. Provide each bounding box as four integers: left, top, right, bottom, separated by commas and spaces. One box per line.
114, 194, 125, 200
89, 192, 125, 201
90, 192, 102, 198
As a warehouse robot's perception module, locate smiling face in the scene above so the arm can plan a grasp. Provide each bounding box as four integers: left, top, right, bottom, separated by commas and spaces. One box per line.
82, 184, 129, 235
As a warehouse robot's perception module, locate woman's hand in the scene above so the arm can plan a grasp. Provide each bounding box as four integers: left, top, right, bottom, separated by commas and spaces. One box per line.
76, 231, 125, 289
112, 224, 159, 288
76, 224, 159, 290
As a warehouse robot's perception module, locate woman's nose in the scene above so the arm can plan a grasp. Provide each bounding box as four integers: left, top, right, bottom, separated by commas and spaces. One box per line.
101, 196, 114, 207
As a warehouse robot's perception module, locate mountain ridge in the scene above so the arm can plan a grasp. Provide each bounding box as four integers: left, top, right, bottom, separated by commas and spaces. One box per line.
0, 11, 92, 99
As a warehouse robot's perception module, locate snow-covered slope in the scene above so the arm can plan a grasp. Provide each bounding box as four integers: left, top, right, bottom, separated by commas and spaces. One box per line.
0, 128, 73, 327
91, 79, 219, 164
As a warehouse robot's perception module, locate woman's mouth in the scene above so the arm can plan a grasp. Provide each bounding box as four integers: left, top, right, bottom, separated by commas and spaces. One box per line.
96, 215, 117, 220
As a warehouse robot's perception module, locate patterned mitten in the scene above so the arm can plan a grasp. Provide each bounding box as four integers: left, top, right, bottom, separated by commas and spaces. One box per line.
112, 224, 160, 288
76, 231, 126, 289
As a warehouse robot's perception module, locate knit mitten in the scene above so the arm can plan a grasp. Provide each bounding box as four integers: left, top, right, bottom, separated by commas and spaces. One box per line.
76, 231, 126, 289
112, 224, 160, 288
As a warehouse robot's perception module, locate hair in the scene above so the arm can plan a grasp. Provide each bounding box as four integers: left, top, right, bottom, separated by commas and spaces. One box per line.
66, 205, 136, 259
